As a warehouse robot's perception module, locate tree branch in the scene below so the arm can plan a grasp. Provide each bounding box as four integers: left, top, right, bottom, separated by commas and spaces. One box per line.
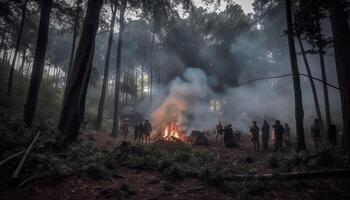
239, 73, 342, 91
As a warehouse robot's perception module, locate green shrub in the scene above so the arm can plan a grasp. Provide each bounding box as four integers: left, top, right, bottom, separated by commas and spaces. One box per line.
164, 182, 175, 191
268, 155, 279, 168
162, 165, 184, 180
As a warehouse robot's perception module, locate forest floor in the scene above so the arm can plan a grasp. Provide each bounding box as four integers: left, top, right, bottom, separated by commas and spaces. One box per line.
1, 63, 350, 200
1, 130, 350, 200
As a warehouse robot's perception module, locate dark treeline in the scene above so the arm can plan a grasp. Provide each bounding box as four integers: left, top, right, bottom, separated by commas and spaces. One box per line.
0, 0, 349, 151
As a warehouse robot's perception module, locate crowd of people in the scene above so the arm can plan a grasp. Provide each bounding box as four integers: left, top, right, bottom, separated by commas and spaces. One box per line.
216, 119, 338, 151
216, 122, 239, 148
119, 120, 153, 144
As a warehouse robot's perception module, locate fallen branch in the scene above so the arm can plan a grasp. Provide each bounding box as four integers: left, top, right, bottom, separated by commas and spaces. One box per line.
185, 187, 204, 192
146, 178, 160, 184
12, 131, 41, 178
18, 173, 45, 187
225, 169, 350, 181
0, 150, 26, 167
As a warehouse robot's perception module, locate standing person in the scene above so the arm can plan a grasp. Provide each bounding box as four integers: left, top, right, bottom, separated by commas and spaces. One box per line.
261, 121, 270, 150
134, 123, 140, 144
216, 121, 223, 143
120, 120, 129, 140
284, 123, 291, 147
144, 120, 152, 143
273, 120, 284, 152
223, 124, 236, 148
139, 122, 145, 143
328, 124, 337, 147
250, 121, 260, 151
311, 119, 322, 149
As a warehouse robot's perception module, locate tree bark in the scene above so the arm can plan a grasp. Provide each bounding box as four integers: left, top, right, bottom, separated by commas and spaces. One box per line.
149, 32, 155, 103
19, 49, 26, 75
316, 19, 332, 127
141, 64, 144, 99
23, 0, 53, 126
319, 52, 331, 126
297, 36, 325, 137
58, 0, 103, 144
328, 1, 350, 151
7, 0, 28, 96
285, 0, 306, 151
67, 0, 83, 79
111, 0, 127, 137
0, 30, 5, 56
2, 35, 8, 62
96, 2, 117, 129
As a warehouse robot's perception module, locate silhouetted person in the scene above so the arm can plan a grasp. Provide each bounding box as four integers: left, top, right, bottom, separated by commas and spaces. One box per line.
328, 123, 337, 147
261, 121, 270, 150
223, 124, 236, 148
144, 120, 152, 143
134, 122, 143, 144
311, 119, 321, 149
250, 121, 260, 151
216, 121, 223, 143
284, 123, 291, 147
120, 120, 129, 139
273, 120, 284, 152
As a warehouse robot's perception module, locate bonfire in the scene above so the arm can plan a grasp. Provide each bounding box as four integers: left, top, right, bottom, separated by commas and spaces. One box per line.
160, 122, 188, 142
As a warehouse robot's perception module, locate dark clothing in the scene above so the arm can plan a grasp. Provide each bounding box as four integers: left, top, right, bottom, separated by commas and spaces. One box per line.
216, 123, 223, 142
311, 123, 321, 138
273, 123, 284, 151
144, 121, 152, 134
284, 126, 291, 146
311, 123, 321, 149
223, 126, 236, 148
261, 123, 270, 150
328, 124, 337, 146
120, 123, 129, 138
216, 124, 223, 135
134, 125, 140, 142
250, 125, 260, 150
144, 121, 152, 143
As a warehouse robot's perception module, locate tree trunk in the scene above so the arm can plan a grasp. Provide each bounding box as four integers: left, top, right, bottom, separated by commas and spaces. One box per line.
16, 51, 21, 71
23, 0, 53, 126
0, 30, 5, 56
96, 2, 117, 129
58, 0, 103, 144
316, 19, 332, 127
19, 49, 26, 75
2, 35, 8, 62
328, 1, 350, 151
111, 0, 127, 137
67, 0, 83, 79
8, 48, 13, 64
141, 64, 144, 99
319, 52, 331, 126
285, 0, 306, 151
149, 32, 155, 103
297, 36, 325, 137
25, 60, 30, 78
7, 0, 28, 96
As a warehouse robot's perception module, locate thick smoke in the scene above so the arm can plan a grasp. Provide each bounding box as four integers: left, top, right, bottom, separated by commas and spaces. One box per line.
144, 35, 342, 138
148, 68, 215, 138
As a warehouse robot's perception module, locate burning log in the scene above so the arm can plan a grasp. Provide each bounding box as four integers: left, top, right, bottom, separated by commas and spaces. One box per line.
157, 122, 188, 143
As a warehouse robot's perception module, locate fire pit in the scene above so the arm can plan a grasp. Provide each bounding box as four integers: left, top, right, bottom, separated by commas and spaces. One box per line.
161, 122, 188, 142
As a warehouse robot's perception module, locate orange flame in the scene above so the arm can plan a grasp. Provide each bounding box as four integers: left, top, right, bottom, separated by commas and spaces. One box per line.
162, 122, 187, 142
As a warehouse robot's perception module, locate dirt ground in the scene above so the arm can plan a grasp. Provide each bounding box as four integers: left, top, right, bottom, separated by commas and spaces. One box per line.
2, 131, 350, 200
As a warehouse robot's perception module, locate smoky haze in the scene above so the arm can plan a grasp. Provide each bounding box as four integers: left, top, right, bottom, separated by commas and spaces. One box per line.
140, 26, 341, 139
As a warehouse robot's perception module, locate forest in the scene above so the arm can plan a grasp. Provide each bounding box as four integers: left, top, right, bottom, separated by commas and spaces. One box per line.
0, 0, 350, 199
